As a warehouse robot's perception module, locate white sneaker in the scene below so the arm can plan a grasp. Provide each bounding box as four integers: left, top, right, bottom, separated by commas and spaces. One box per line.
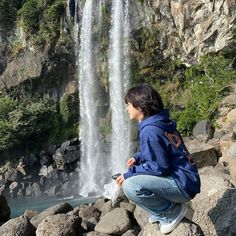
160, 204, 189, 234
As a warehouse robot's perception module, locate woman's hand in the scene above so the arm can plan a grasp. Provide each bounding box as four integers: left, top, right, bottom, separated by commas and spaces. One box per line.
127, 157, 136, 167
116, 174, 125, 186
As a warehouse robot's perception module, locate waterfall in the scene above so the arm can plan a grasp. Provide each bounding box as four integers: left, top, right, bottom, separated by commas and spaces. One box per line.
108, 0, 131, 174
77, 0, 104, 196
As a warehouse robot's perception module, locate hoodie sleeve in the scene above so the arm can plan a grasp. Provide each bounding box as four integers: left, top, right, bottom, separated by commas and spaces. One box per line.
133, 151, 141, 164
123, 131, 170, 179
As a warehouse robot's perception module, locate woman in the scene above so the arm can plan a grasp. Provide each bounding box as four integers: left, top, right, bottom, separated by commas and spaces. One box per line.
116, 84, 201, 234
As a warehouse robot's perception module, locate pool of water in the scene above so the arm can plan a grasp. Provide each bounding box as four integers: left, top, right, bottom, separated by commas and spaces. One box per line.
7, 196, 101, 218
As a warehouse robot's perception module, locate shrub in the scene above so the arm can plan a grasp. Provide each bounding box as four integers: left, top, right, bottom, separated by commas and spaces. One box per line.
18, 0, 41, 35
0, 95, 59, 151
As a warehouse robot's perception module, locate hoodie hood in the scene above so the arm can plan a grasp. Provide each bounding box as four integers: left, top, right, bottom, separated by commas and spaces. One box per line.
139, 109, 177, 132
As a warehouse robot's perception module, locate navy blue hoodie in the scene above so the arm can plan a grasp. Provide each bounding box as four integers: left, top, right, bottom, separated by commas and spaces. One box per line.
123, 109, 201, 199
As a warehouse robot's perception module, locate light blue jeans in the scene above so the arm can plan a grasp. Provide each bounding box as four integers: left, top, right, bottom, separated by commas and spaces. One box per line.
123, 175, 191, 224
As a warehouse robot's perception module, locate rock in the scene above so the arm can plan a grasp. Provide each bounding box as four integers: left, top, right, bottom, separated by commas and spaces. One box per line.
0, 215, 35, 236
47, 144, 58, 156
208, 188, 236, 236
5, 168, 17, 182
16, 162, 27, 176
93, 198, 107, 211
36, 213, 81, 236
39, 151, 53, 166
24, 209, 40, 220
9, 181, 19, 197
39, 165, 48, 177
0, 195, 10, 223
61, 140, 71, 151
122, 228, 140, 236
100, 200, 114, 217
120, 201, 136, 213
191, 166, 232, 235
30, 202, 73, 227
23, 153, 39, 167
226, 108, 236, 123
138, 220, 204, 236
95, 208, 132, 235
79, 205, 100, 221
79, 205, 100, 231
31, 183, 42, 197
192, 120, 214, 142
185, 140, 218, 168
85, 232, 109, 236
219, 133, 235, 157
133, 205, 149, 228
227, 143, 236, 186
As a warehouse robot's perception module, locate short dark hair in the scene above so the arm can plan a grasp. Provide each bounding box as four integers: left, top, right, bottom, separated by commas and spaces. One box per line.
125, 84, 164, 117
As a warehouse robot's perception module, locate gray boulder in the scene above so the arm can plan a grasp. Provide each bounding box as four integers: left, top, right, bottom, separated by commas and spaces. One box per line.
191, 166, 232, 235
0, 215, 35, 236
134, 205, 149, 228
5, 168, 17, 182
85, 232, 109, 236
138, 220, 204, 236
227, 143, 236, 186
30, 202, 73, 227
36, 213, 81, 236
0, 195, 10, 223
93, 198, 107, 211
120, 201, 136, 213
185, 140, 218, 168
192, 120, 214, 142
208, 188, 236, 236
95, 208, 132, 235
79, 205, 101, 231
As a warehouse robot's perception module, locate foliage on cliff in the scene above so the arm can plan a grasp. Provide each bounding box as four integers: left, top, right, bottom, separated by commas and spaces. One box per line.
17, 0, 66, 44
0, 95, 59, 151
152, 54, 236, 135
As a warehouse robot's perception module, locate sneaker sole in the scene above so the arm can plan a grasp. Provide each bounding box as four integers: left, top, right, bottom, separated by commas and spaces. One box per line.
160, 204, 189, 234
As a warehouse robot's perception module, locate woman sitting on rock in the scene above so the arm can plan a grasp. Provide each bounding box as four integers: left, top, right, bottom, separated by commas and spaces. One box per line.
116, 84, 201, 234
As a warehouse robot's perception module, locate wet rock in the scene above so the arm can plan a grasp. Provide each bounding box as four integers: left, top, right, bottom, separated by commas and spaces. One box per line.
0, 215, 35, 236
0, 195, 10, 223
30, 202, 73, 227
192, 120, 214, 142
95, 208, 132, 235
61, 140, 71, 151
36, 213, 81, 236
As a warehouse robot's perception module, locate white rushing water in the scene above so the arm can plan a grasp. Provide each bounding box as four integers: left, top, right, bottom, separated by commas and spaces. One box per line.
109, 0, 131, 174
77, 0, 104, 196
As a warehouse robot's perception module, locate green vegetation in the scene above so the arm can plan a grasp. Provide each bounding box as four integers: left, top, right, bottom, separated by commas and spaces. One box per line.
0, 95, 59, 151
0, 0, 23, 27
18, 0, 66, 44
151, 54, 236, 135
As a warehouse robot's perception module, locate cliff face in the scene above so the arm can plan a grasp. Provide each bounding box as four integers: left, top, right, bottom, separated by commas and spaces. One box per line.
131, 0, 236, 62
0, 0, 235, 92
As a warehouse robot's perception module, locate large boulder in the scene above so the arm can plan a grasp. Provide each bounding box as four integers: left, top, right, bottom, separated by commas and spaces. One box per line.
0, 195, 10, 223
138, 220, 204, 236
191, 166, 232, 235
185, 140, 218, 168
95, 208, 132, 235
36, 213, 81, 236
0, 215, 35, 236
30, 202, 73, 227
208, 188, 236, 236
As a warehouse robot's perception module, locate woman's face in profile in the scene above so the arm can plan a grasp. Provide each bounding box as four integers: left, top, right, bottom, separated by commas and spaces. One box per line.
126, 103, 144, 121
